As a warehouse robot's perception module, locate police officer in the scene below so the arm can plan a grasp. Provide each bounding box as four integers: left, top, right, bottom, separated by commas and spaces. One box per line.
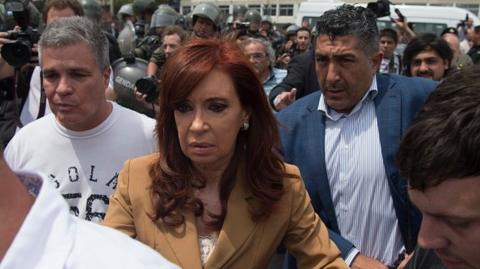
260, 15, 283, 53
133, 5, 178, 61
80, 0, 121, 64
243, 9, 263, 38
117, 3, 136, 56
191, 3, 221, 39
132, 0, 157, 38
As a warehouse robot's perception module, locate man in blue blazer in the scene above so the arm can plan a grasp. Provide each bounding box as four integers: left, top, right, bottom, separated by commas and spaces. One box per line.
277, 5, 437, 269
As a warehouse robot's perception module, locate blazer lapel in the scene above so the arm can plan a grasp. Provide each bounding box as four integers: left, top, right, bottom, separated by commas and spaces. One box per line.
205, 167, 257, 269
145, 196, 203, 269
375, 74, 401, 181
306, 100, 339, 231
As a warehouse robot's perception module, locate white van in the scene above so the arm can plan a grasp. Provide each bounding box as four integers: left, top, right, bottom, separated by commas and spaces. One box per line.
296, 0, 480, 36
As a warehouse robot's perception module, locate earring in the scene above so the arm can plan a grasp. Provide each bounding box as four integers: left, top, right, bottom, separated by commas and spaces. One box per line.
242, 122, 249, 131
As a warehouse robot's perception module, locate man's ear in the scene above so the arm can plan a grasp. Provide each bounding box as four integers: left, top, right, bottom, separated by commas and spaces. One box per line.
103, 67, 111, 89
444, 59, 450, 70
371, 51, 383, 72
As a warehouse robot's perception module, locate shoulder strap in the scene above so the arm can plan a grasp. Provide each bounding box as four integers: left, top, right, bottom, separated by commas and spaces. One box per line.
37, 70, 47, 119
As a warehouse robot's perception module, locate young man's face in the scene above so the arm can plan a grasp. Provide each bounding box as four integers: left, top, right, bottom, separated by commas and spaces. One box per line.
410, 49, 449, 81
296, 30, 310, 52
379, 36, 397, 59
409, 176, 480, 269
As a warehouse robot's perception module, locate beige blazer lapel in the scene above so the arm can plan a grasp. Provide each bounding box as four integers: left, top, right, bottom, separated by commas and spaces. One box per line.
144, 195, 203, 269
161, 212, 203, 269
205, 169, 257, 269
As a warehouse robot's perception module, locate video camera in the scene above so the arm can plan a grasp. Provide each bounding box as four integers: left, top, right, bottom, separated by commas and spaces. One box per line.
1, 0, 40, 67
366, 0, 391, 18
135, 76, 160, 103
1, 28, 40, 67
457, 14, 469, 29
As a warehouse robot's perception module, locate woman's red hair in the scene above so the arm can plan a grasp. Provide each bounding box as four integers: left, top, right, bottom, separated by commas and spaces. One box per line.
150, 38, 295, 228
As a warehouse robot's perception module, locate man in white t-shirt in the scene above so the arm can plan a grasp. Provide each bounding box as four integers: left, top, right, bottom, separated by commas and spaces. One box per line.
5, 16, 156, 223
0, 145, 178, 269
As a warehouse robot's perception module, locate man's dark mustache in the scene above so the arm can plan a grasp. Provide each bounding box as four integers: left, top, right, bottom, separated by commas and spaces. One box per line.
416, 70, 433, 76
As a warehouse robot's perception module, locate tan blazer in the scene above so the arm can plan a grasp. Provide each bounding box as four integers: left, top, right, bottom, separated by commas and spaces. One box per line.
103, 154, 348, 269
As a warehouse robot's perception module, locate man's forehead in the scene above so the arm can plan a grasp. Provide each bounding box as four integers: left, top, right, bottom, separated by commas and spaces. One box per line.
412, 49, 442, 60
409, 176, 480, 217
41, 44, 96, 69
317, 34, 360, 46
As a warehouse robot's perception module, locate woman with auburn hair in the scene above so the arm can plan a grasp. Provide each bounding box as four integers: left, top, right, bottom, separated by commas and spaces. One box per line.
103, 38, 347, 269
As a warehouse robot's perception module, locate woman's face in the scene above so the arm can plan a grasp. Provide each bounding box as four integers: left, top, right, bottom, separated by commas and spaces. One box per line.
174, 69, 249, 172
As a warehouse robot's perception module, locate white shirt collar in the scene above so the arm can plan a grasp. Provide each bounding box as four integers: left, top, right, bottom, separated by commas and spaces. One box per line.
318, 75, 379, 121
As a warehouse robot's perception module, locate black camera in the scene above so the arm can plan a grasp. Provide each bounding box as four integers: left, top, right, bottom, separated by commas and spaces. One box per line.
1, 28, 40, 67
366, 0, 391, 18
2, 0, 40, 67
394, 8, 405, 22
135, 76, 160, 103
236, 21, 250, 36
457, 14, 469, 28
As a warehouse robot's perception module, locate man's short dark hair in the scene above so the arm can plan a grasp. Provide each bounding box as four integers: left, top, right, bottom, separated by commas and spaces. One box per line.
380, 28, 398, 44
42, 0, 84, 23
296, 27, 311, 36
403, 33, 453, 76
316, 4, 379, 56
397, 65, 480, 191
162, 25, 188, 43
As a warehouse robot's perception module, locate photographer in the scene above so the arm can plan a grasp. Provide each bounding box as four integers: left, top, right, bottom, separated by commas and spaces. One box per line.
0, 0, 41, 146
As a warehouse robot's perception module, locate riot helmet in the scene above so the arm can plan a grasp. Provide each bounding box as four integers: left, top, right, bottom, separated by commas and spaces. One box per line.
232, 4, 247, 20
243, 9, 261, 32
191, 3, 220, 29
112, 55, 155, 117
243, 9, 261, 24
286, 24, 299, 37
117, 3, 134, 20
80, 0, 101, 22
132, 0, 156, 16
150, 5, 178, 29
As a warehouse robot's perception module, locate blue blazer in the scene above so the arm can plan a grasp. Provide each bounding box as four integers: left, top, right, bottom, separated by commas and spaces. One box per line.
277, 74, 437, 259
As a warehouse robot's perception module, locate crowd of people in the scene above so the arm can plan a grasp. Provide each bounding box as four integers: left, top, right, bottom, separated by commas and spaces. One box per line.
1, 1, 480, 269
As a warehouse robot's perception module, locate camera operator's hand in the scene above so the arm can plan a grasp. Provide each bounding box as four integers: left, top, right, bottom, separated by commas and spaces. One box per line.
393, 17, 415, 43
0, 32, 13, 45
276, 53, 291, 68
284, 40, 294, 50
134, 86, 160, 115
0, 32, 15, 80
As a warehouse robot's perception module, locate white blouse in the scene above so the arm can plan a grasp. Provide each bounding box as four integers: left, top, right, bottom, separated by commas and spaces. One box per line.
198, 233, 218, 266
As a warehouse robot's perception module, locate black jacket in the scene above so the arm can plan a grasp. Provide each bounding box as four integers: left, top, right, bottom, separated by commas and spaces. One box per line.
268, 49, 319, 108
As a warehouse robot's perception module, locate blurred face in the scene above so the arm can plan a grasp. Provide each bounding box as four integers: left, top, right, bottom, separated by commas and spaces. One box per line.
46, 7, 76, 24
174, 69, 249, 172
296, 30, 310, 52
315, 34, 381, 114
163, 34, 181, 58
42, 42, 111, 131
261, 21, 271, 32
470, 29, 480, 45
410, 49, 449, 81
380, 36, 396, 58
243, 42, 270, 77
249, 21, 260, 32
154, 26, 166, 36
193, 17, 216, 38
409, 176, 480, 269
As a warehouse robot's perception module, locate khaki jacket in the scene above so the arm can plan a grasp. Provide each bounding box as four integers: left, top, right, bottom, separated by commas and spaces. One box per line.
103, 154, 348, 269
